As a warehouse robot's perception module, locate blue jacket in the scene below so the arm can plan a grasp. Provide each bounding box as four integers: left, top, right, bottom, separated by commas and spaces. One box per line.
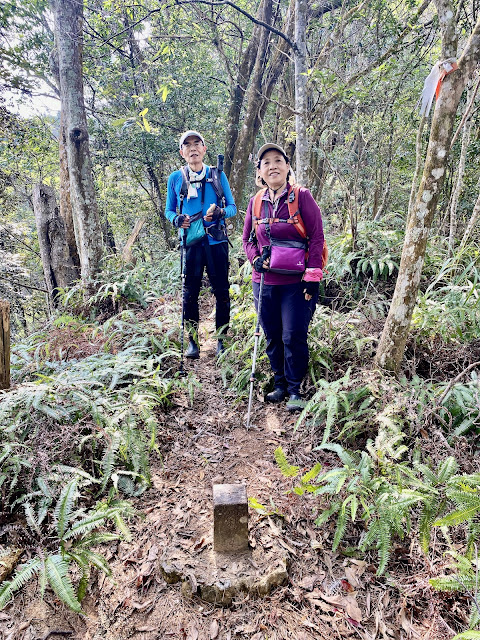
165, 166, 236, 245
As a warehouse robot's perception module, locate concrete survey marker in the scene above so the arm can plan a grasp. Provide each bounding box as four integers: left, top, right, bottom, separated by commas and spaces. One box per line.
158, 482, 288, 605
213, 483, 249, 552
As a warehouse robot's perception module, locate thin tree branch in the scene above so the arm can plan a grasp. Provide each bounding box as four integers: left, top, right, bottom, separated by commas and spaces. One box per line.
0, 276, 48, 293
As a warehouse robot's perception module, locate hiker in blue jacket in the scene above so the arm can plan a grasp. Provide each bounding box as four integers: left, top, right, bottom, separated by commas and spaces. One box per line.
165, 130, 236, 358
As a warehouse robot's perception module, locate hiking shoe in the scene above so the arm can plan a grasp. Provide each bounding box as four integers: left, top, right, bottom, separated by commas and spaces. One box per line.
185, 338, 200, 359
286, 394, 306, 412
265, 388, 287, 403
216, 339, 225, 356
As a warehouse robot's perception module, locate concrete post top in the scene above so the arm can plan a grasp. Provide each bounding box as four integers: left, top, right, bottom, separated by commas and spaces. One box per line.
213, 484, 247, 506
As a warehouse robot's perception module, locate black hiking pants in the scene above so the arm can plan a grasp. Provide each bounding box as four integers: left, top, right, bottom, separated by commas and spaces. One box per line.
184, 239, 230, 335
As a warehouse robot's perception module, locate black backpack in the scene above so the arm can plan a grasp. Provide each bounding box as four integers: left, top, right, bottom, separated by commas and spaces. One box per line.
179, 166, 226, 208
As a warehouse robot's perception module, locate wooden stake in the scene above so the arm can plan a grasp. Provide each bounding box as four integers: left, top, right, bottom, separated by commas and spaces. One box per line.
0, 301, 10, 390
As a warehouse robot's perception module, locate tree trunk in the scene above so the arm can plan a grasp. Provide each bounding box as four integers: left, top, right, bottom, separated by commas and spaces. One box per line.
375, 9, 480, 372
224, 0, 266, 178
229, 0, 295, 204
146, 165, 175, 249
58, 111, 80, 271
32, 184, 79, 306
0, 301, 10, 391
51, 0, 103, 281
294, 0, 308, 184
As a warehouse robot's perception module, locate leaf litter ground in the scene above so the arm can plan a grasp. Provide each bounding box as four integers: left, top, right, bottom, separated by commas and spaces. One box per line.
1, 298, 465, 640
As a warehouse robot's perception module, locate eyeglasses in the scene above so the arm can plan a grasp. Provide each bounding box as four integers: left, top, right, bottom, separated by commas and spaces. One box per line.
182, 140, 203, 149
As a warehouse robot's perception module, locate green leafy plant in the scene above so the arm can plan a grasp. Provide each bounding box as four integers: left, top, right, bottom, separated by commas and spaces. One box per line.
276, 424, 460, 575
295, 368, 376, 443
430, 551, 480, 632
0, 479, 133, 612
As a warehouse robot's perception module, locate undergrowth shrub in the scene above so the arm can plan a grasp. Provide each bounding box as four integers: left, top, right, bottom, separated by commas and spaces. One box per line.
2, 309, 194, 513
276, 404, 480, 579
59, 252, 181, 317
412, 256, 480, 343
0, 480, 133, 613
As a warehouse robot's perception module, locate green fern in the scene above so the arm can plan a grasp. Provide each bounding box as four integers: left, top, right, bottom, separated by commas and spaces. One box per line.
45, 555, 83, 613
274, 447, 300, 478
0, 481, 133, 612
54, 479, 78, 538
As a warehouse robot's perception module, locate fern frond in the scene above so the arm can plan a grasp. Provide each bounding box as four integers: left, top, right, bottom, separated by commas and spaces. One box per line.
0, 558, 42, 609
45, 554, 83, 613
332, 498, 350, 551
54, 479, 78, 538
24, 502, 41, 536
437, 457, 459, 483
435, 505, 480, 527
450, 632, 480, 640
430, 575, 477, 591
376, 519, 392, 575
63, 512, 111, 540
274, 447, 299, 478
314, 502, 340, 526
73, 532, 120, 549
77, 549, 111, 576
300, 463, 322, 485
110, 511, 132, 541
418, 503, 439, 554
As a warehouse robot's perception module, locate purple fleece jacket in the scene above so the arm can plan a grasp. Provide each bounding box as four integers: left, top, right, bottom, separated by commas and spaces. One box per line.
242, 184, 325, 285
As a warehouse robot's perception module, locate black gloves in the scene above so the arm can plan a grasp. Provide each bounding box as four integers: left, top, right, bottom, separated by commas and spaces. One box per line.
253, 246, 270, 273
174, 214, 186, 228
254, 257, 268, 273
303, 281, 319, 298
209, 206, 225, 221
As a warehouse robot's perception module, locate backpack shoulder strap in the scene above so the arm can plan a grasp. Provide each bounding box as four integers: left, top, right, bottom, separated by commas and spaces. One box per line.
253, 188, 267, 220
179, 166, 189, 199
209, 167, 226, 205
287, 184, 329, 268
287, 185, 307, 239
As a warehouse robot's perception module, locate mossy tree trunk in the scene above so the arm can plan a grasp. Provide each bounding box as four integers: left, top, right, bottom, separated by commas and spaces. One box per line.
51, 0, 103, 281
32, 184, 79, 306
375, 4, 480, 372
0, 301, 10, 391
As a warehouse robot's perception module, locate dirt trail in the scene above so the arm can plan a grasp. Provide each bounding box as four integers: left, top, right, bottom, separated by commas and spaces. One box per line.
4, 314, 451, 640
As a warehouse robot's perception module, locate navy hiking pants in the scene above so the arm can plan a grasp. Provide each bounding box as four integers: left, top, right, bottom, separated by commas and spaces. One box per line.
253, 281, 318, 395
184, 239, 230, 334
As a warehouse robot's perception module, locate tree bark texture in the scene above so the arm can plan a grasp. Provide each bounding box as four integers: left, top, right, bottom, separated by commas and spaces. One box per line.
51, 0, 103, 281
294, 0, 308, 184
33, 184, 79, 305
59, 110, 81, 271
229, 0, 294, 204
375, 11, 480, 372
224, 0, 267, 178
0, 301, 10, 391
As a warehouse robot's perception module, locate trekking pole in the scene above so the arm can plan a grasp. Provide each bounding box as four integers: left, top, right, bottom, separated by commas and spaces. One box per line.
179, 231, 188, 376
246, 272, 265, 429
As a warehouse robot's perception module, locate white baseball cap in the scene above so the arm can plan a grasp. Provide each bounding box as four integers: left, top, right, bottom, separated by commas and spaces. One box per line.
179, 130, 205, 148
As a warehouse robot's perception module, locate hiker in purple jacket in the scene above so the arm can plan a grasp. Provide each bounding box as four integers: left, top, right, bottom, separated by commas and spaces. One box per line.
242, 143, 325, 412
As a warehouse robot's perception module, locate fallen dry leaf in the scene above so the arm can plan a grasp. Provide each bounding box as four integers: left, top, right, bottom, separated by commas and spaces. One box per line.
209, 619, 219, 639
316, 591, 363, 622
298, 575, 317, 590
400, 607, 421, 638
130, 599, 153, 610
186, 624, 199, 640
